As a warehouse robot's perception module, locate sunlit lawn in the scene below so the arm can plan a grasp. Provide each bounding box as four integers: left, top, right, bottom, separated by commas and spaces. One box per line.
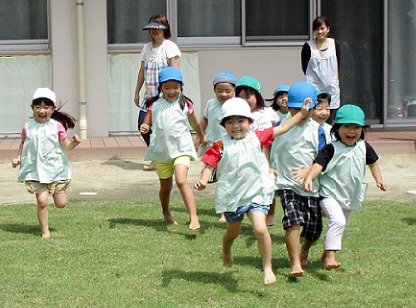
0, 198, 415, 307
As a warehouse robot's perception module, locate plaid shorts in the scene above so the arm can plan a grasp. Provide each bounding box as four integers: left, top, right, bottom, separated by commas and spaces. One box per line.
278, 189, 322, 241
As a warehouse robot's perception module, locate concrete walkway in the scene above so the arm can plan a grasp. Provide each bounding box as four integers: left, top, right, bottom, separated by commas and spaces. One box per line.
1, 130, 416, 161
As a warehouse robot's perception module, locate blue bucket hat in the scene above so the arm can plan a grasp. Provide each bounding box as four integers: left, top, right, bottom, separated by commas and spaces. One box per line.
335, 104, 365, 126
273, 84, 290, 95
159, 67, 183, 83
213, 72, 237, 87
142, 21, 168, 30
287, 82, 317, 109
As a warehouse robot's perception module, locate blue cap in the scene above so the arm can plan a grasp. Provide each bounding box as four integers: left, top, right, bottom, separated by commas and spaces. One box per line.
159, 67, 183, 83
273, 84, 291, 95
213, 72, 237, 87
287, 82, 317, 109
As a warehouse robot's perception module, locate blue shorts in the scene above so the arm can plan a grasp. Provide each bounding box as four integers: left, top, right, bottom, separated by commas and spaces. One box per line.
224, 202, 270, 224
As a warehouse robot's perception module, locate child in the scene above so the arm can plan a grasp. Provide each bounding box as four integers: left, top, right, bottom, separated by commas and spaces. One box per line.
236, 75, 279, 131
267, 84, 291, 125
303, 104, 387, 270
199, 71, 237, 156
270, 81, 325, 277
265, 84, 291, 226
140, 67, 206, 231
12, 88, 81, 239
312, 92, 332, 141
195, 97, 310, 285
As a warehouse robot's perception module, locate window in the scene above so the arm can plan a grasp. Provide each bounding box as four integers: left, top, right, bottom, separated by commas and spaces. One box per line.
107, 0, 313, 48
107, 0, 166, 45
244, 0, 309, 44
0, 0, 48, 51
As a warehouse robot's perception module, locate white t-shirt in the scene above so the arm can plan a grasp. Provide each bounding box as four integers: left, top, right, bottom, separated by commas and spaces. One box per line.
250, 107, 280, 131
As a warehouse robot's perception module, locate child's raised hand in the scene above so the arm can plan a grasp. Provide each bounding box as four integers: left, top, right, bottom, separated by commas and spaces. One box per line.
377, 180, 387, 191
194, 179, 207, 191
12, 156, 21, 168
71, 134, 81, 146
140, 123, 150, 134
301, 98, 312, 116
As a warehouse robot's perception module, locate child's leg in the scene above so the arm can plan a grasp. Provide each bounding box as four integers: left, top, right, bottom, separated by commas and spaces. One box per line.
35, 191, 50, 239
320, 197, 351, 270
223, 222, 241, 267
159, 177, 177, 225
174, 164, 200, 230
249, 211, 276, 285
285, 225, 303, 277
300, 196, 322, 268
52, 192, 67, 208
266, 198, 276, 226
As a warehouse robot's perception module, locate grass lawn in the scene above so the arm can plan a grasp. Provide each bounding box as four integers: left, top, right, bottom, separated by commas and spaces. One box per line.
0, 197, 415, 307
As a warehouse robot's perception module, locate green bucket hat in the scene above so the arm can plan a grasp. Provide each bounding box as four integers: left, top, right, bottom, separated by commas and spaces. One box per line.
335, 104, 365, 126
236, 75, 262, 93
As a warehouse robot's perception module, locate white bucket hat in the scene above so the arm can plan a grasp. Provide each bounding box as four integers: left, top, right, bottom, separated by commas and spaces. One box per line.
221, 97, 252, 121
32, 88, 56, 104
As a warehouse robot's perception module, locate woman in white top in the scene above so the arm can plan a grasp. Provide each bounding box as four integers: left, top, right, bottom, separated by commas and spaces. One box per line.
302, 16, 340, 124
134, 14, 181, 170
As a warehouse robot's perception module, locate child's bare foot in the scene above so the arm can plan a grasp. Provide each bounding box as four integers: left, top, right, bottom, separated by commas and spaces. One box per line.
323, 250, 341, 270
41, 231, 51, 239
266, 213, 275, 226
188, 221, 201, 231
289, 266, 304, 278
163, 213, 178, 225
223, 252, 234, 267
264, 267, 277, 285
219, 214, 226, 222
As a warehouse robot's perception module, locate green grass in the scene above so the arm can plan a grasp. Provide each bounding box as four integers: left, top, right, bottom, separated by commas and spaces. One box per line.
0, 198, 415, 307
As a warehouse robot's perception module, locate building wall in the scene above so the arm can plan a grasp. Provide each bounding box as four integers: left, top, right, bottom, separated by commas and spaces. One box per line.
48, 2, 304, 137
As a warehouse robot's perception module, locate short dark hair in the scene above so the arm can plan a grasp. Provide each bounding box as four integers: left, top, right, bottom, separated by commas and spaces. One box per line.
312, 16, 330, 31
266, 91, 287, 111
331, 123, 365, 141
235, 86, 265, 110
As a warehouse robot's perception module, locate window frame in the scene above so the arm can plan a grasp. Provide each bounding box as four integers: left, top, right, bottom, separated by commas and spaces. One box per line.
0, 0, 50, 52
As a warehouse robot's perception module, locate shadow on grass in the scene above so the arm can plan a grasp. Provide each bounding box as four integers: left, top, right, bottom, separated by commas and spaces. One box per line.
0, 223, 49, 236
402, 217, 416, 225
108, 217, 202, 240
170, 206, 218, 219
101, 156, 142, 170
161, 269, 265, 296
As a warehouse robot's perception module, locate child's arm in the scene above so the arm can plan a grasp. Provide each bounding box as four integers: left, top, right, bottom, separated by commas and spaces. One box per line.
12, 139, 24, 168
303, 163, 323, 192
368, 162, 387, 191
271, 98, 311, 138
194, 165, 214, 190
139, 110, 152, 134
196, 117, 208, 147
60, 134, 81, 151
188, 112, 208, 147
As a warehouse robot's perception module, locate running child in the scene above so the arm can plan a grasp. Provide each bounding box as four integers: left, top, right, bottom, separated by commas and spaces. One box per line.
199, 71, 237, 156
195, 97, 310, 285
270, 81, 326, 277
12, 88, 81, 239
140, 67, 206, 231
303, 104, 386, 270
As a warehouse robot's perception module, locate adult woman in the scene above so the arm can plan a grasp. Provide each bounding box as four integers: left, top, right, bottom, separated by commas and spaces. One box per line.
134, 14, 181, 170
301, 16, 340, 124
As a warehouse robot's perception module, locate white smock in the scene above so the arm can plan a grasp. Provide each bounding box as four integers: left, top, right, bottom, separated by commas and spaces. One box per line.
144, 96, 197, 163
215, 132, 276, 214
319, 140, 368, 211
305, 38, 340, 109
200, 98, 226, 155
270, 119, 320, 197
18, 118, 71, 183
